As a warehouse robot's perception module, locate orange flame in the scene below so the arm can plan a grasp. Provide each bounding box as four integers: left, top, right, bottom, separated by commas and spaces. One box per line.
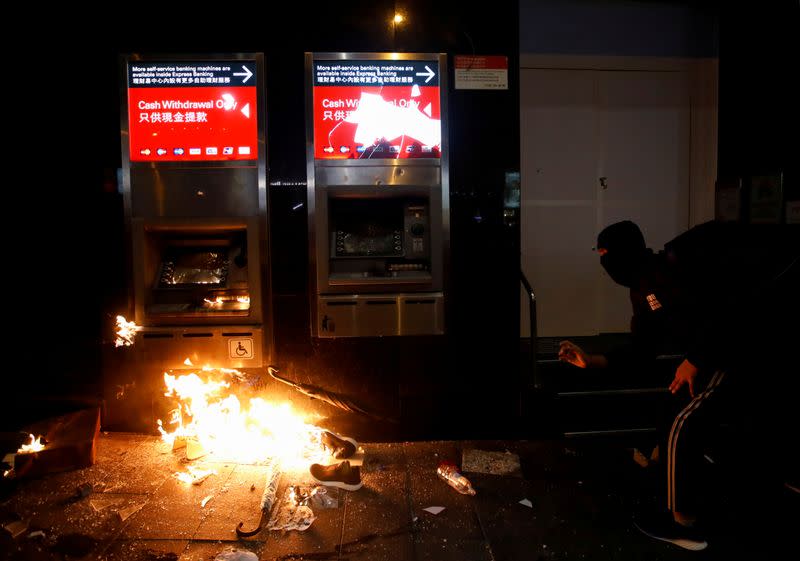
18, 434, 45, 454
115, 315, 142, 347
157, 366, 330, 470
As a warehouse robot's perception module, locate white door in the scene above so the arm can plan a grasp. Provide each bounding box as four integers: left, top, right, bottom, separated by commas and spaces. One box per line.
521, 67, 690, 337
521, 69, 600, 337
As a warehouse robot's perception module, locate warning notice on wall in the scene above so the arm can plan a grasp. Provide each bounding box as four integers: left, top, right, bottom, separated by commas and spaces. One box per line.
454, 55, 508, 90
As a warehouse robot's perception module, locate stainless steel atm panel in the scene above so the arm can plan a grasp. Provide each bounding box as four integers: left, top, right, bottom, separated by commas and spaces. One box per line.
120, 53, 272, 368
306, 52, 449, 337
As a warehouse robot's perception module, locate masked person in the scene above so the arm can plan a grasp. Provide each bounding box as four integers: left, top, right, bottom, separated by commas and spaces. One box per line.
559, 219, 799, 552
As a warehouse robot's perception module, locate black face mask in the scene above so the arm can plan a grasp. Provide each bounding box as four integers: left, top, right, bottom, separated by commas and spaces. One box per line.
600, 250, 643, 288
597, 221, 648, 288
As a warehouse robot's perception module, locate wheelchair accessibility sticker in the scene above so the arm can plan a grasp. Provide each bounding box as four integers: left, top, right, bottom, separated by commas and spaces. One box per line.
228, 338, 254, 359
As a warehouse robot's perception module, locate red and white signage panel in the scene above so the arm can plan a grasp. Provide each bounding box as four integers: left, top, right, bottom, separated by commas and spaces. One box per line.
312, 60, 441, 160
127, 62, 258, 162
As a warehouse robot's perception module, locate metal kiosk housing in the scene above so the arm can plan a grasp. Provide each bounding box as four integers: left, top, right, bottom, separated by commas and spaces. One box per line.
119, 53, 272, 371
306, 52, 450, 337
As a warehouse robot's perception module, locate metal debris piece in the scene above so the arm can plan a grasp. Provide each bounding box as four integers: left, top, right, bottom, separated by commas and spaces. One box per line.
116, 502, 145, 522
90, 496, 124, 512
2, 520, 28, 539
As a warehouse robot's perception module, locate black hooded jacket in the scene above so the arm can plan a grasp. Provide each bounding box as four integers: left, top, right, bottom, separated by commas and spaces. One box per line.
604, 220, 799, 375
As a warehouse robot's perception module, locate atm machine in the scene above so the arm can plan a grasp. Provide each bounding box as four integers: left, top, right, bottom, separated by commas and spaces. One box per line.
306, 52, 449, 337
119, 53, 272, 373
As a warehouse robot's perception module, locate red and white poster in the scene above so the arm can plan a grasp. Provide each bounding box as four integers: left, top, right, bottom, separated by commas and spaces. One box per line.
312, 60, 441, 160
127, 62, 258, 162
454, 55, 508, 90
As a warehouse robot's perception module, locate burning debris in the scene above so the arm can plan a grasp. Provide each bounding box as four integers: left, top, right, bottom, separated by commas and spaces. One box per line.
174, 465, 216, 485
156, 365, 330, 469
114, 315, 142, 347
17, 434, 45, 454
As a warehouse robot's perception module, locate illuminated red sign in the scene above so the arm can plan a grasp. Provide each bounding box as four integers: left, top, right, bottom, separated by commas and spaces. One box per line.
127, 62, 257, 162
312, 60, 441, 160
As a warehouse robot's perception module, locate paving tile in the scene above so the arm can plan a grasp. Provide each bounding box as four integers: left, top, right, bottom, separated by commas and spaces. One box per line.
121, 462, 235, 539
404, 441, 491, 561
340, 461, 414, 561
97, 538, 188, 561
258, 476, 346, 561
97, 437, 179, 495
193, 464, 273, 541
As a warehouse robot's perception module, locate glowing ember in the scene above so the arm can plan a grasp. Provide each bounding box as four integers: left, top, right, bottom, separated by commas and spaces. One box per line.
115, 315, 142, 347
157, 365, 330, 469
18, 434, 45, 454
236, 296, 250, 304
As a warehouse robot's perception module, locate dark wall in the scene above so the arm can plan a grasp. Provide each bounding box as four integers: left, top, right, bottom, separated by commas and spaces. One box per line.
718, 2, 799, 206
520, 0, 718, 57
7, 2, 521, 438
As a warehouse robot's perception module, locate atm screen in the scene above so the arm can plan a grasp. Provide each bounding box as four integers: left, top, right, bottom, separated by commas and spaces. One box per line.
312, 59, 441, 160
158, 250, 229, 288
127, 61, 258, 162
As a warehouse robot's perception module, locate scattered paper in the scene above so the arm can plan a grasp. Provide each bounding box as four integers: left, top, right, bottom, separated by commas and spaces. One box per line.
116, 503, 145, 522
423, 506, 445, 515
462, 449, 521, 476
174, 466, 215, 485
519, 498, 533, 508
27, 530, 45, 539
201, 495, 213, 508
267, 486, 318, 531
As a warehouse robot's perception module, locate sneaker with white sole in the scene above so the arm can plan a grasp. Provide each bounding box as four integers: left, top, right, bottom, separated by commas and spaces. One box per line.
634, 511, 708, 551
309, 460, 363, 491
320, 431, 358, 460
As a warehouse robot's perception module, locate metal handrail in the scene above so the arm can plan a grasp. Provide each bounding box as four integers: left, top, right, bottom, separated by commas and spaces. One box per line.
520, 270, 538, 392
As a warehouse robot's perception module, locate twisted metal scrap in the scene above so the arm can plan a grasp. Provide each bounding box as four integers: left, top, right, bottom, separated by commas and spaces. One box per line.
267, 366, 397, 423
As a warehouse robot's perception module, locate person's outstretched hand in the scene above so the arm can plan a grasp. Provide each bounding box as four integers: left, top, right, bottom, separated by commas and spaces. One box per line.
669, 359, 699, 397
559, 340, 589, 368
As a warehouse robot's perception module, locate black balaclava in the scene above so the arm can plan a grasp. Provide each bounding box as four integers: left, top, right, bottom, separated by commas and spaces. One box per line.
597, 221, 648, 288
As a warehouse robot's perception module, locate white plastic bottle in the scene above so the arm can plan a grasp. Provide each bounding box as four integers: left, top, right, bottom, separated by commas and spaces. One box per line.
436, 462, 476, 495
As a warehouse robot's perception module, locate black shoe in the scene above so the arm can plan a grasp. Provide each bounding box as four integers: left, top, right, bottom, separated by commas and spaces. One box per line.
309, 460, 363, 491
321, 431, 358, 460
634, 511, 708, 551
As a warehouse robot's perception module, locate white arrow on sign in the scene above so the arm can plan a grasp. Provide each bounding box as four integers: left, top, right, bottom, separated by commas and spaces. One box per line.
241, 103, 250, 118
415, 65, 435, 83
233, 65, 253, 84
